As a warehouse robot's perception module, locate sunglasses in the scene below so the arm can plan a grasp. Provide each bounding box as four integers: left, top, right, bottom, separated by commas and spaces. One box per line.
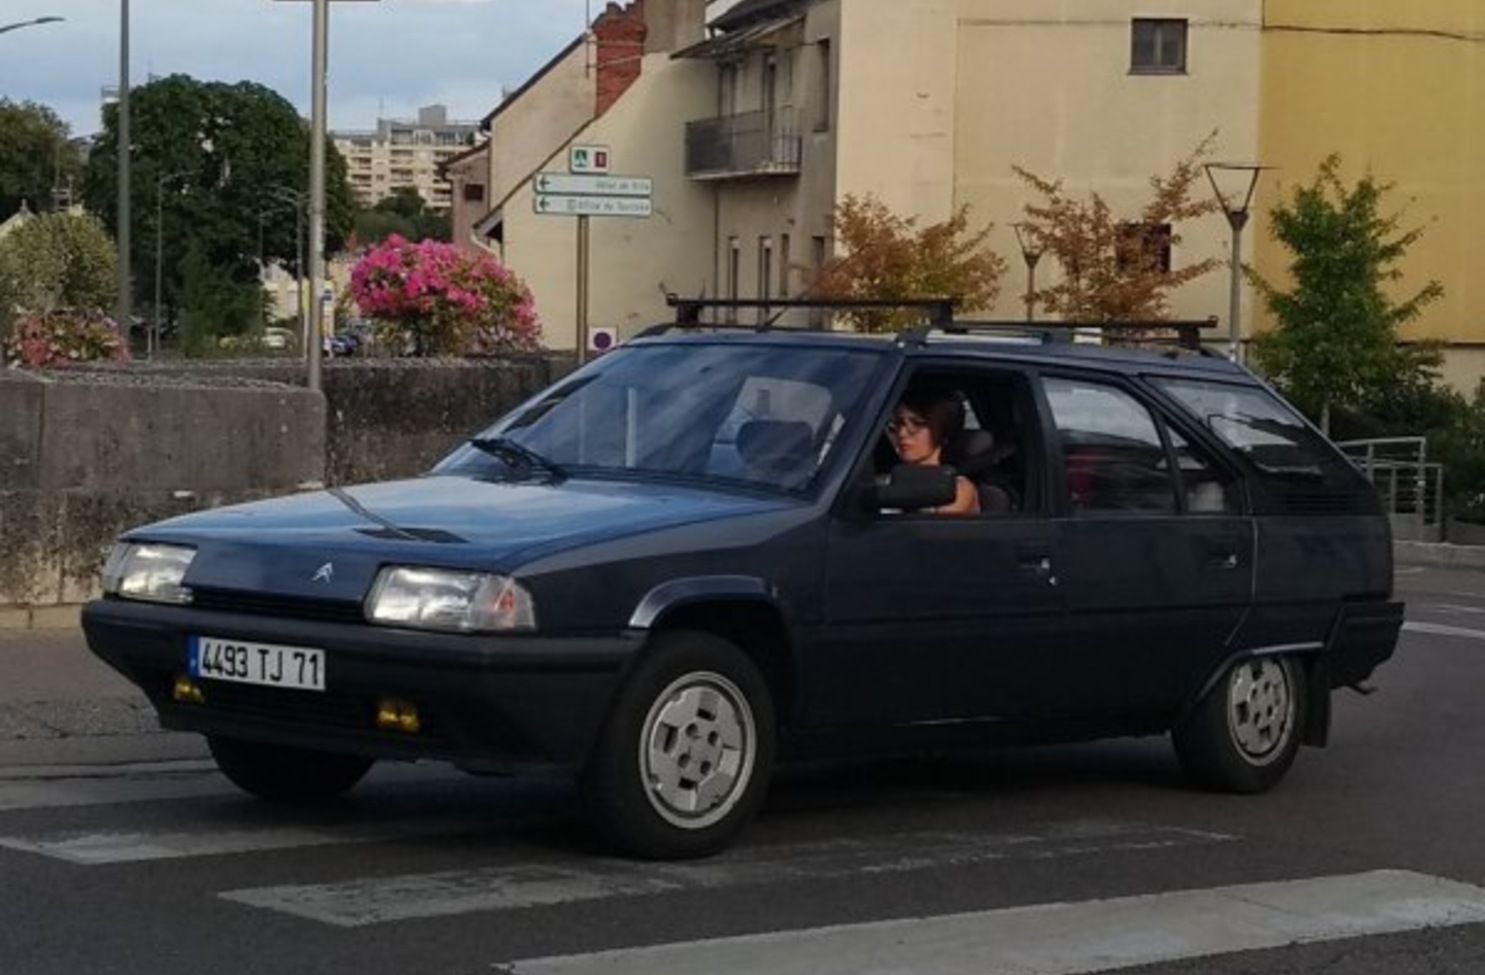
886, 415, 929, 436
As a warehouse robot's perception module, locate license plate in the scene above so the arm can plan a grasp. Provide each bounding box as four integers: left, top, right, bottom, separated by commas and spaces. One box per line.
188, 636, 326, 692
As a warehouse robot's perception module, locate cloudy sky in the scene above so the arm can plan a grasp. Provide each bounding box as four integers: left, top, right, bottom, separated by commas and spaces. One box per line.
1, 0, 600, 138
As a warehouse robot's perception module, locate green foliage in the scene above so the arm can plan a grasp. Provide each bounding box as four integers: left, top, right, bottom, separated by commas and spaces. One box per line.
0, 212, 118, 326
81, 74, 357, 331
0, 99, 83, 221
1013, 134, 1220, 321
802, 194, 1006, 333
175, 242, 265, 355
353, 189, 452, 246
3, 310, 130, 369
1250, 154, 1444, 429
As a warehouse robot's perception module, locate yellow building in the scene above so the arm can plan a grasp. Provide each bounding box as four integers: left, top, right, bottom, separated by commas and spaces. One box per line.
1257, 1, 1485, 390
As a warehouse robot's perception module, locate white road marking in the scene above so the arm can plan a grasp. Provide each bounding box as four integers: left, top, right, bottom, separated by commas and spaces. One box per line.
1425, 603, 1485, 616
503, 870, 1485, 975
220, 823, 1232, 927
1404, 620, 1485, 641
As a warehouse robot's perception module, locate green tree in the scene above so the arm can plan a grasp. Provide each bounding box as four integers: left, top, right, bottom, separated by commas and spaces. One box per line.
1251, 154, 1445, 432
1013, 134, 1220, 322
353, 188, 452, 246
81, 74, 356, 337
802, 193, 1006, 333
0, 212, 118, 332
0, 100, 83, 221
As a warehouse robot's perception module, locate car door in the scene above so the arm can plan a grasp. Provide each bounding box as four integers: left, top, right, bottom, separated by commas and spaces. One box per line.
1039, 372, 1254, 714
806, 364, 1067, 730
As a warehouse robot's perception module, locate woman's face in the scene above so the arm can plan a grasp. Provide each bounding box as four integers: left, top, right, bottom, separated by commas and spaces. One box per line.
888, 407, 941, 465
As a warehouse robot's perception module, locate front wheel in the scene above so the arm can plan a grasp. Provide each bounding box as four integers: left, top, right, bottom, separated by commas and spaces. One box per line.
1173, 655, 1304, 794
207, 735, 374, 802
582, 631, 776, 860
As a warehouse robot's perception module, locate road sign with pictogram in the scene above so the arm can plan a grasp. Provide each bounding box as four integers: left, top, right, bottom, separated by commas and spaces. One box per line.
569, 145, 611, 174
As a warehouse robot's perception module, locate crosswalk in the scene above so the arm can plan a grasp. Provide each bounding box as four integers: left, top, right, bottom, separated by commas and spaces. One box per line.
2, 759, 1485, 974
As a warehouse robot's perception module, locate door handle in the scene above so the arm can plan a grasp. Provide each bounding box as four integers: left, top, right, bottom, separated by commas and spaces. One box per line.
1018, 555, 1059, 587
1208, 552, 1240, 570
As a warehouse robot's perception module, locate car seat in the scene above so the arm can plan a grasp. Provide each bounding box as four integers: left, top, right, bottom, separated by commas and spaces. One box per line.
946, 429, 1018, 513
736, 420, 815, 481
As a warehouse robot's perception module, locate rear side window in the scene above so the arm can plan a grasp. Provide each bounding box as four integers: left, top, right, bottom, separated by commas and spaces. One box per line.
1043, 377, 1176, 513
1151, 378, 1362, 489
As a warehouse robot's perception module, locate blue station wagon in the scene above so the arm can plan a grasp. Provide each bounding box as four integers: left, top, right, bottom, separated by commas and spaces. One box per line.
83, 315, 1403, 859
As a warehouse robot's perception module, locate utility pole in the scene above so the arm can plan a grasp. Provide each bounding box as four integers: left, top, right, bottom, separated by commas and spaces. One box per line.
116, 0, 132, 333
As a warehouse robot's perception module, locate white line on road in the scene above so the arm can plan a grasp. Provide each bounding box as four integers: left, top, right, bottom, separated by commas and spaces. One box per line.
1404, 620, 1485, 641
503, 870, 1485, 975
220, 823, 1233, 927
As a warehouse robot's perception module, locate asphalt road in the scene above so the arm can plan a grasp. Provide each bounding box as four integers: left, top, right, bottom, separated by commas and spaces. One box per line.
0, 563, 1482, 975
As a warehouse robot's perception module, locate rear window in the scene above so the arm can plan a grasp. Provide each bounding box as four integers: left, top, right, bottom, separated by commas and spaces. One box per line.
1150, 377, 1362, 488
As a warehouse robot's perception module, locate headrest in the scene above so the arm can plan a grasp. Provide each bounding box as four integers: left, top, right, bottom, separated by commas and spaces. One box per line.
736, 420, 814, 474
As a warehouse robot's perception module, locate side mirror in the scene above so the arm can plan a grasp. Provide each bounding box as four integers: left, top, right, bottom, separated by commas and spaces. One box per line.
870, 464, 958, 513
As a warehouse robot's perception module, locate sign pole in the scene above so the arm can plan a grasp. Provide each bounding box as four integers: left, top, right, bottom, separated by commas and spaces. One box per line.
576, 214, 591, 365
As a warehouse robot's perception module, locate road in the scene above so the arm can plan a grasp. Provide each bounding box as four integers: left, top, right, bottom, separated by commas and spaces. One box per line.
0, 563, 1481, 975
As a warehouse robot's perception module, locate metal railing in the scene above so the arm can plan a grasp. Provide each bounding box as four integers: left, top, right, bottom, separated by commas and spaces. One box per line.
1337, 436, 1444, 541
685, 108, 802, 179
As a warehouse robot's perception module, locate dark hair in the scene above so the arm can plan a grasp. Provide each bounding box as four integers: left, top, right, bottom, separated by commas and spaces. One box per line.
897, 385, 965, 449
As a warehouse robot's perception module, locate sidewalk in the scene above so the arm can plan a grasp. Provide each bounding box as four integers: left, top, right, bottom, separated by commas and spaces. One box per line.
0, 627, 207, 768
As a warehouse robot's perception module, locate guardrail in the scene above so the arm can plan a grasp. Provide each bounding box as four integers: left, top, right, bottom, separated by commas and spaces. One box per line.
1336, 436, 1444, 542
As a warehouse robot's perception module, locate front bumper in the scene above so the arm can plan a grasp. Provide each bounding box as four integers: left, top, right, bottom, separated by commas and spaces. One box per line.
81, 597, 642, 770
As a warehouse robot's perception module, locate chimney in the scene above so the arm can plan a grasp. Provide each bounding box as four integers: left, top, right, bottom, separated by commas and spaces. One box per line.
594, 2, 648, 117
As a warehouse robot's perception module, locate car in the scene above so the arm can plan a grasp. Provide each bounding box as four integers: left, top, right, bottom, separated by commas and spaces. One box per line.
263, 326, 295, 351
81, 302, 1403, 860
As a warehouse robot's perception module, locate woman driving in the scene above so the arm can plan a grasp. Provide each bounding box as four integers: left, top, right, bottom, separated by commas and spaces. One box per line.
887, 386, 981, 516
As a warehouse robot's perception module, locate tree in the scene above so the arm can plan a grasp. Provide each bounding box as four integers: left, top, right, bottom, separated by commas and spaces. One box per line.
349, 235, 541, 355
81, 74, 357, 336
801, 194, 1006, 332
1250, 154, 1444, 432
0, 100, 83, 221
0, 212, 118, 329
353, 188, 452, 246
1013, 135, 1220, 321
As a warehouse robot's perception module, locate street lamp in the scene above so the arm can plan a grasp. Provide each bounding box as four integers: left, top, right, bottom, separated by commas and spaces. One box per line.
152, 170, 193, 359
118, 0, 133, 340
1204, 162, 1268, 362
0, 16, 64, 35
1012, 222, 1044, 322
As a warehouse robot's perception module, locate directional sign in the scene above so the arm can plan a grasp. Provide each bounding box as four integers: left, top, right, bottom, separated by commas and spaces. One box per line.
534, 173, 652, 197
534, 194, 653, 218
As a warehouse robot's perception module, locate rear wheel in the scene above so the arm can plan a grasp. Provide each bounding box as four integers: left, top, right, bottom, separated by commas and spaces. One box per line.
582, 631, 775, 860
207, 735, 373, 802
1173, 655, 1303, 793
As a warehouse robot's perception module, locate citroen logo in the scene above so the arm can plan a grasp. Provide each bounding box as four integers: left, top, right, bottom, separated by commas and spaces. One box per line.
312, 562, 335, 584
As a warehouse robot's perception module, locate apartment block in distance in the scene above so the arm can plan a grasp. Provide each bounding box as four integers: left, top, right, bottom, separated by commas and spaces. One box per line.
333, 104, 482, 211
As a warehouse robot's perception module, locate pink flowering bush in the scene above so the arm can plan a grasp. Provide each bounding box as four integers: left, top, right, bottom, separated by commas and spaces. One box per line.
3, 310, 130, 369
349, 236, 542, 355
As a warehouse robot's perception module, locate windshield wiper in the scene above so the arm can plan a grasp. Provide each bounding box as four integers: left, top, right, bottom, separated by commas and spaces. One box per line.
468, 437, 568, 481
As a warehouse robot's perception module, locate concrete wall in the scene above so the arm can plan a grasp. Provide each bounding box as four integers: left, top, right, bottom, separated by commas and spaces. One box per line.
0, 357, 570, 625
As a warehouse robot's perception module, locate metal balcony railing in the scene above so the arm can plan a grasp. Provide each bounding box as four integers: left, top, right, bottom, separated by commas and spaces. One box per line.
685, 108, 802, 179
1337, 436, 1445, 542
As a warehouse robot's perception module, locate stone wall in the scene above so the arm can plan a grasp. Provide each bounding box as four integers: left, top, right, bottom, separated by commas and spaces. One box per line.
0, 355, 572, 625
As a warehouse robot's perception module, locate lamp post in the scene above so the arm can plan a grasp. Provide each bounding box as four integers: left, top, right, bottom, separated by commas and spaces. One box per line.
152, 170, 193, 359
0, 15, 64, 34
1204, 162, 1267, 362
1012, 222, 1044, 322
117, 0, 132, 338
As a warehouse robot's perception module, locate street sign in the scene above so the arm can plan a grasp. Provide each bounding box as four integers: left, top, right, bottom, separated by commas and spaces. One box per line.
589, 327, 618, 354
569, 145, 611, 174
534, 194, 653, 218
534, 173, 652, 197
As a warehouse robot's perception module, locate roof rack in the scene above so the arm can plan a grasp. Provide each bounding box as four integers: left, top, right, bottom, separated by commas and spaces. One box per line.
633, 296, 958, 338
897, 317, 1222, 354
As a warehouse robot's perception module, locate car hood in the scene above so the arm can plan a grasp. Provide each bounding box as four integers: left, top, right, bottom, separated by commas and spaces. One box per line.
131, 474, 794, 601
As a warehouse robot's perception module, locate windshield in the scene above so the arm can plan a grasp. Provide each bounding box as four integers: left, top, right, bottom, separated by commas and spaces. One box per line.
435, 342, 888, 494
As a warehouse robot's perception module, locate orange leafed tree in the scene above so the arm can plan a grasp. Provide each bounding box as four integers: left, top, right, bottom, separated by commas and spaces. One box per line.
1013, 134, 1221, 322
803, 193, 1006, 333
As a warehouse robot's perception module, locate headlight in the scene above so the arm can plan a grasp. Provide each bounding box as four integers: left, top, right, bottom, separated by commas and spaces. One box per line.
101, 542, 196, 605
365, 567, 536, 633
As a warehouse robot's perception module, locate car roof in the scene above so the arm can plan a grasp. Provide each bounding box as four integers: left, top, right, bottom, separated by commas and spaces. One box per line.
623, 327, 1252, 381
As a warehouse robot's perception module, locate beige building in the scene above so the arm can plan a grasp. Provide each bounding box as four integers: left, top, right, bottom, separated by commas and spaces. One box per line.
334, 105, 483, 212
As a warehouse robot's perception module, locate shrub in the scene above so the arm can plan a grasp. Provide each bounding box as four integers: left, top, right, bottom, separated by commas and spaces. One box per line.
2, 310, 130, 369
349, 236, 541, 355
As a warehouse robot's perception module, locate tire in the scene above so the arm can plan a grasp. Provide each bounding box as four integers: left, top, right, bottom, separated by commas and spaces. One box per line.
1173, 655, 1304, 794
207, 735, 373, 802
582, 631, 776, 860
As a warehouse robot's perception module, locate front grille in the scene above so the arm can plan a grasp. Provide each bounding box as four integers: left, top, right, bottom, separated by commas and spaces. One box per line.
189, 587, 366, 624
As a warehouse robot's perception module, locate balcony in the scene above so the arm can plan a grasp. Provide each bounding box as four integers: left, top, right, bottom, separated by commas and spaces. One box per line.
686, 108, 801, 180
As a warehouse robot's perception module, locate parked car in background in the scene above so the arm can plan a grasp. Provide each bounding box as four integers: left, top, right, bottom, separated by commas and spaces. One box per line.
81, 305, 1403, 860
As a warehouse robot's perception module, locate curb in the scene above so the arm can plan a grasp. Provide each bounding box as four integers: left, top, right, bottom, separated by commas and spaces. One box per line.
0, 605, 81, 631
1394, 541, 1485, 572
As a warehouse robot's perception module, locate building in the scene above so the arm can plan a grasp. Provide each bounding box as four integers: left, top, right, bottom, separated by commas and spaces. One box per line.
333, 105, 483, 212
467, 0, 1485, 388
